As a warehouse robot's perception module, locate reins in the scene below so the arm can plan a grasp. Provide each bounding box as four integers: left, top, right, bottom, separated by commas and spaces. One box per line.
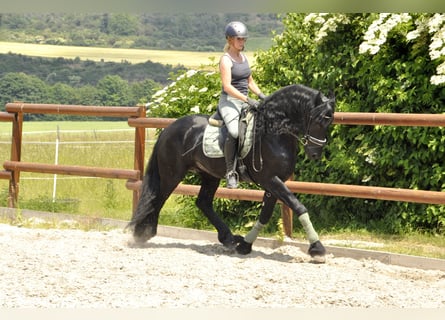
251, 114, 263, 172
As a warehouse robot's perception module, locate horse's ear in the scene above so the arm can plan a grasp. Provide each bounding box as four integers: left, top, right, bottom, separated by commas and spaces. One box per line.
328, 89, 335, 100
315, 91, 323, 104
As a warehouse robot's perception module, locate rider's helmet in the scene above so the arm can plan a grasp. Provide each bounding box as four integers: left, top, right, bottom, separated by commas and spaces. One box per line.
224, 21, 249, 39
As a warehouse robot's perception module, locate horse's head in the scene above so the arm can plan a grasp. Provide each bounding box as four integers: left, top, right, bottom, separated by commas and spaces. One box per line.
302, 91, 335, 160
253, 84, 335, 160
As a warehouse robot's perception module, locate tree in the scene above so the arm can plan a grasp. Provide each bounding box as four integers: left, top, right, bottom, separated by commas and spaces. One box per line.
48, 82, 76, 104
130, 79, 161, 106
108, 13, 138, 36
97, 75, 133, 106
0, 72, 49, 114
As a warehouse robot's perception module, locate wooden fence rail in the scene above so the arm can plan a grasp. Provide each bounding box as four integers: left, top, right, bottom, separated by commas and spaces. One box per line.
2, 103, 445, 237
3, 161, 140, 180
2, 103, 146, 208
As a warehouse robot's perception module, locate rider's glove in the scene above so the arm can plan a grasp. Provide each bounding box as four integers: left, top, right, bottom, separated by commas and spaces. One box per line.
246, 97, 260, 108
258, 93, 266, 100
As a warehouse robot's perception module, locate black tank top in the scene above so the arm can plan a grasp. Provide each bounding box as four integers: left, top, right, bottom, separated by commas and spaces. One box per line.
222, 53, 251, 96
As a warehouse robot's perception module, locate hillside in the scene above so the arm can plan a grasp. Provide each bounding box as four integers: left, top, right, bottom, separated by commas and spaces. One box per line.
0, 13, 283, 52
0, 52, 184, 86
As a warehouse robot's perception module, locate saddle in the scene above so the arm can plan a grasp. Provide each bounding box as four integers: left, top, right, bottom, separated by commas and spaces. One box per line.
203, 108, 255, 180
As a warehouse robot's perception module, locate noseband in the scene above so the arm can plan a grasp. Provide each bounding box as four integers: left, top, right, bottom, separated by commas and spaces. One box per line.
300, 132, 327, 147
298, 105, 330, 148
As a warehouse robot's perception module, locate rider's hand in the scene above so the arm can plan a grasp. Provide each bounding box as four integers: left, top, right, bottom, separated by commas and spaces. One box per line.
246, 97, 260, 108
258, 93, 266, 100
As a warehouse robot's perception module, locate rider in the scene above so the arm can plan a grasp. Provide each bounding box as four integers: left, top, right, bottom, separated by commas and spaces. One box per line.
218, 21, 266, 189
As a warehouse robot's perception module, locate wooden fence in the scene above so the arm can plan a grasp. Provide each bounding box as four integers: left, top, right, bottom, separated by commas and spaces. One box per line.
2, 103, 445, 236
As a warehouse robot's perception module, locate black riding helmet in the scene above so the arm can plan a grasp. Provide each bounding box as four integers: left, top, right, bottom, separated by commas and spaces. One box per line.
225, 21, 249, 39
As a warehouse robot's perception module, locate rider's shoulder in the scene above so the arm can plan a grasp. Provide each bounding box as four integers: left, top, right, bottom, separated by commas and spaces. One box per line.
220, 53, 233, 65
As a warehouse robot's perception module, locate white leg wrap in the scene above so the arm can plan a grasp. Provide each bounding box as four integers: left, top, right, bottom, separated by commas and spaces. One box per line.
244, 221, 265, 244
298, 213, 319, 243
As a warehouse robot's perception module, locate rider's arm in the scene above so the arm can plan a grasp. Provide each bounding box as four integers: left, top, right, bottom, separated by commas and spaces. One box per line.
247, 74, 263, 98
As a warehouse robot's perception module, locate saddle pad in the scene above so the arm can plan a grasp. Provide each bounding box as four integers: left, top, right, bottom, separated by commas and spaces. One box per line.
203, 112, 254, 159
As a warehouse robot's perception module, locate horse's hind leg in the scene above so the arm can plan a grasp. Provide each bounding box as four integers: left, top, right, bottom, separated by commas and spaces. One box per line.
196, 173, 237, 249
236, 192, 277, 255
130, 160, 187, 244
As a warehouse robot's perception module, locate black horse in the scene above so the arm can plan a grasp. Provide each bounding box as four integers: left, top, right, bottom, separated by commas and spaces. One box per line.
128, 84, 335, 259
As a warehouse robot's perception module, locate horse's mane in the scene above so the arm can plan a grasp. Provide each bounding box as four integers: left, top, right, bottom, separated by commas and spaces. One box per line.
253, 84, 325, 137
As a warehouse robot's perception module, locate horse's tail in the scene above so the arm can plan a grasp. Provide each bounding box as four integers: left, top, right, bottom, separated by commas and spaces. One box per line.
127, 136, 162, 241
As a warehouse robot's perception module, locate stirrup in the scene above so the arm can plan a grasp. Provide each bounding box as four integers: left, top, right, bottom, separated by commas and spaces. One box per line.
226, 170, 239, 189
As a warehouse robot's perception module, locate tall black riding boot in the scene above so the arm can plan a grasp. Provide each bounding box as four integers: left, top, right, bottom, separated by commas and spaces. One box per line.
224, 135, 238, 189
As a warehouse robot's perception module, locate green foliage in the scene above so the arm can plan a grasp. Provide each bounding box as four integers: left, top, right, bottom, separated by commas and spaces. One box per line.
0, 52, 184, 119
0, 72, 49, 108
0, 54, 183, 85
0, 70, 162, 119
148, 63, 221, 118
255, 13, 445, 235
108, 14, 139, 36
0, 52, 183, 116
97, 75, 132, 106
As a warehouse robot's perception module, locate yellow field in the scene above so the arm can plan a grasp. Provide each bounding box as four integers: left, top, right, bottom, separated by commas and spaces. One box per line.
0, 41, 256, 69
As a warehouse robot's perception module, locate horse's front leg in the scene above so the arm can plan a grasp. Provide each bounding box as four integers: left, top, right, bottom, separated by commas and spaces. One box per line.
236, 192, 277, 255
256, 176, 326, 260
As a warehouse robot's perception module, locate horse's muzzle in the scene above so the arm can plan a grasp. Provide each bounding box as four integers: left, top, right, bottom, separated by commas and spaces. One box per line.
304, 145, 323, 160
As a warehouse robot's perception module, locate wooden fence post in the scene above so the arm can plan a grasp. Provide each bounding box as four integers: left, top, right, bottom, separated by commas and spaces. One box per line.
132, 106, 147, 213
281, 173, 294, 238
8, 110, 23, 207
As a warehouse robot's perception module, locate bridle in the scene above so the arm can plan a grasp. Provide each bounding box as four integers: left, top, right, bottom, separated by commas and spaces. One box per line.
298, 115, 328, 148
297, 100, 332, 149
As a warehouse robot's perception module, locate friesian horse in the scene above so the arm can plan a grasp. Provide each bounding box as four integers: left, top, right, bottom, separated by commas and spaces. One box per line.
128, 84, 335, 259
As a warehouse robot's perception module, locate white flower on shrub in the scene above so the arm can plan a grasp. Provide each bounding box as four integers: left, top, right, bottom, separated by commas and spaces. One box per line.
190, 105, 200, 113
358, 13, 444, 85
303, 13, 350, 43
152, 88, 166, 98
359, 13, 411, 55
177, 70, 198, 81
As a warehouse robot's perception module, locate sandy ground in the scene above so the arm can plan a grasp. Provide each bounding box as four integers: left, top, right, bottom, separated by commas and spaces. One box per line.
0, 223, 444, 308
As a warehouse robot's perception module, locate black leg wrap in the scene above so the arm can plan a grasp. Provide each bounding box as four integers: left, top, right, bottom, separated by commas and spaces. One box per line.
235, 237, 253, 255
308, 240, 326, 257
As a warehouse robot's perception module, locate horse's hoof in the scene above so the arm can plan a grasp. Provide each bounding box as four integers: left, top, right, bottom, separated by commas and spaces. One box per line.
222, 241, 237, 251
308, 240, 326, 263
236, 238, 253, 255
233, 235, 244, 244
131, 224, 156, 244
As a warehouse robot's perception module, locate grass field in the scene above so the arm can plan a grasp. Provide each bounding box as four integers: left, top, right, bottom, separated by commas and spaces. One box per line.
0, 41, 257, 69
0, 121, 157, 221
